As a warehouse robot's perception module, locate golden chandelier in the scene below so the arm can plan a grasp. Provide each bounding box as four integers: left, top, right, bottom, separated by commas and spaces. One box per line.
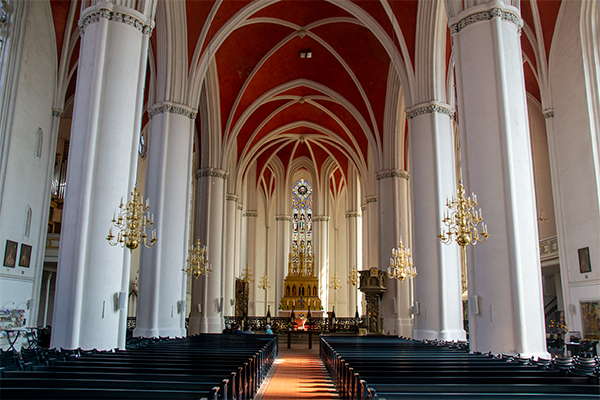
182, 239, 212, 278
241, 264, 254, 283
388, 241, 416, 281
330, 272, 342, 290
258, 272, 271, 290
347, 265, 358, 286
438, 182, 489, 247
107, 186, 157, 252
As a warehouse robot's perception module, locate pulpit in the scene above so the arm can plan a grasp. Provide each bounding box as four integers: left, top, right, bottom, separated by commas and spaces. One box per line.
359, 268, 386, 334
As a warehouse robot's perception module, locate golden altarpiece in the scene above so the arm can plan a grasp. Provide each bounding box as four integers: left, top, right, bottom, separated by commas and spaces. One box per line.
279, 179, 323, 314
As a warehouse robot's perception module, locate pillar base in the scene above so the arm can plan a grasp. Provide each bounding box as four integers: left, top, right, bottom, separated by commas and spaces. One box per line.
413, 328, 466, 341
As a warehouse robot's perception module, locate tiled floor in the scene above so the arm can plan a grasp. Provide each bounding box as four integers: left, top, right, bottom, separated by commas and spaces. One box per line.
255, 346, 339, 399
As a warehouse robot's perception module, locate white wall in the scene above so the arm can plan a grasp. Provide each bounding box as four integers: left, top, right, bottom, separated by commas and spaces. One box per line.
528, 98, 556, 240
548, 0, 600, 336
0, 1, 55, 348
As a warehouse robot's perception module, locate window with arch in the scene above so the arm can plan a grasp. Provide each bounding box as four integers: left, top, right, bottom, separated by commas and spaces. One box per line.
24, 206, 31, 237
138, 130, 147, 159
35, 127, 43, 158
291, 178, 312, 253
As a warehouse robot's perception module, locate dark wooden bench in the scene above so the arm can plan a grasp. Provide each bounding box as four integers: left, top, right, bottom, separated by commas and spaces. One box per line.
0, 334, 278, 400
321, 336, 600, 400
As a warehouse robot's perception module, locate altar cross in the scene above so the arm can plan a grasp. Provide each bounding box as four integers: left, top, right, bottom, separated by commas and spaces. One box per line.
298, 296, 306, 309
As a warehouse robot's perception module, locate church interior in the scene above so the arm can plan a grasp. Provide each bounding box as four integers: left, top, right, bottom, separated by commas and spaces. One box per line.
0, 0, 599, 375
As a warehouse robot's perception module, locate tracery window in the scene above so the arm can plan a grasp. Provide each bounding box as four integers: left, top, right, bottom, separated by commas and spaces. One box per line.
291, 178, 312, 254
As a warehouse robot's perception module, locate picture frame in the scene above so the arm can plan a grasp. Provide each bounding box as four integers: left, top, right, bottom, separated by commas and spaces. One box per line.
3, 240, 17, 268
19, 244, 32, 268
580, 301, 600, 340
578, 247, 591, 273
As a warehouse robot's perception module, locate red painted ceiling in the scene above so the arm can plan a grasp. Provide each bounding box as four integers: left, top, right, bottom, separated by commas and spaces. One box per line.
47, 0, 562, 191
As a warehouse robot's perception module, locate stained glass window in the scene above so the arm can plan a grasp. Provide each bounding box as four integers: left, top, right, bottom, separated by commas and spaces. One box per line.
291, 179, 312, 254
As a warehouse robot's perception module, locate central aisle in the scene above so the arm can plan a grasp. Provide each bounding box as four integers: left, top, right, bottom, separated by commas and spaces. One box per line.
255, 345, 339, 400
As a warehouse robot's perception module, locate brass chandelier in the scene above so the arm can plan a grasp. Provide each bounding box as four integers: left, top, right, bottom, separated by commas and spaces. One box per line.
347, 265, 358, 286
241, 264, 254, 283
388, 241, 416, 281
330, 272, 342, 290
107, 186, 157, 252
182, 239, 212, 278
258, 272, 271, 290
438, 182, 489, 247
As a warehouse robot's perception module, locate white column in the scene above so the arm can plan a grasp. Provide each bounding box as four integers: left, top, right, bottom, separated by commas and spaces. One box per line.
377, 171, 411, 336
188, 168, 227, 334
314, 216, 330, 311
365, 197, 378, 270
244, 210, 258, 315
223, 194, 239, 316
451, 1, 547, 357
134, 106, 195, 338
42, 272, 53, 327
51, 3, 151, 350
407, 104, 465, 341
274, 215, 290, 311
234, 203, 243, 279
346, 211, 359, 314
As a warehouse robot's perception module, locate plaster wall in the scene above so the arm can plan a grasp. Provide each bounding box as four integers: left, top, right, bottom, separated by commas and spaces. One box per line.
548, 0, 600, 335
527, 99, 556, 240
0, 2, 55, 348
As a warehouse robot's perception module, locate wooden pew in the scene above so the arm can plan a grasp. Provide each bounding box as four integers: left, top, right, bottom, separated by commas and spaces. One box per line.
0, 334, 278, 400
320, 336, 600, 400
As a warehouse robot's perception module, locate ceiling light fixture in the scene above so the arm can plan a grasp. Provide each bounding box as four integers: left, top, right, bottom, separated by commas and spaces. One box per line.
300, 50, 312, 59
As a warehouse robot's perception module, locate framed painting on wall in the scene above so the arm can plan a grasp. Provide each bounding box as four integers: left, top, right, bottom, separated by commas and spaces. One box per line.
3, 240, 17, 268
19, 244, 32, 267
578, 247, 592, 273
580, 301, 600, 340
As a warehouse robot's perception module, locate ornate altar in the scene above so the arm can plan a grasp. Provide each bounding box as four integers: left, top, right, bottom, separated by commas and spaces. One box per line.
359, 268, 386, 334
279, 245, 322, 311
279, 178, 323, 313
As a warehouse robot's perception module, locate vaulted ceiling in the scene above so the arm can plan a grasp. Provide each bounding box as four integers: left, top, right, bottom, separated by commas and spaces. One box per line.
48, 0, 563, 198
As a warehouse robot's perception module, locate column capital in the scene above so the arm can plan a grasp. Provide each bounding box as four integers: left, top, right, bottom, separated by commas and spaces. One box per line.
449, 2, 522, 35
51, 109, 63, 118
243, 211, 258, 217
376, 169, 410, 181
226, 194, 239, 202
237, 204, 244, 210
275, 215, 292, 221
79, 3, 153, 35
313, 215, 330, 222
365, 196, 377, 204
149, 102, 197, 120
195, 168, 228, 180
543, 109, 554, 118
360, 204, 367, 212
345, 211, 361, 218
406, 102, 454, 120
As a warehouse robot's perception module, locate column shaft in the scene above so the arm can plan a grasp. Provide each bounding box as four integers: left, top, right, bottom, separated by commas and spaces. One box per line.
188, 169, 226, 334
377, 174, 411, 335
275, 216, 290, 310
134, 109, 194, 338
315, 217, 330, 310
408, 106, 465, 340
223, 195, 238, 316
452, 3, 547, 356
51, 4, 151, 350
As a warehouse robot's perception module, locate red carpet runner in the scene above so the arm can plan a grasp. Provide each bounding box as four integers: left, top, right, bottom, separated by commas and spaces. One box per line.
255, 349, 339, 399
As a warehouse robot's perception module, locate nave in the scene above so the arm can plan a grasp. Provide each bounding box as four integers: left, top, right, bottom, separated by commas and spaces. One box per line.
1, 334, 599, 399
